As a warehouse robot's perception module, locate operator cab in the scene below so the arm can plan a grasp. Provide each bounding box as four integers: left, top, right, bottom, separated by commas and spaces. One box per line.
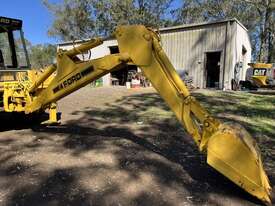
0, 16, 30, 71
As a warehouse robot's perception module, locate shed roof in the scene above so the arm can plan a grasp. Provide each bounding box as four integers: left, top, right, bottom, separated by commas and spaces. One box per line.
158, 18, 247, 33
58, 18, 247, 46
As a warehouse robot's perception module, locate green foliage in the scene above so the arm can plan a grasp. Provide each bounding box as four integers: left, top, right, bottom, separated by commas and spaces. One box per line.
0, 32, 12, 65
92, 0, 174, 35
29, 44, 56, 69
173, 0, 275, 62
43, 0, 274, 62
43, 0, 174, 40
43, 0, 96, 41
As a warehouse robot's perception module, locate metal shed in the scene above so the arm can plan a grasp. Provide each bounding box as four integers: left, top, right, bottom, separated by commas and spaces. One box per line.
159, 18, 251, 90
58, 18, 251, 90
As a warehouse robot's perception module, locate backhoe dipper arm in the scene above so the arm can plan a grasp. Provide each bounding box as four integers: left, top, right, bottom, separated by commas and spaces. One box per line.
26, 25, 271, 204
114, 26, 219, 150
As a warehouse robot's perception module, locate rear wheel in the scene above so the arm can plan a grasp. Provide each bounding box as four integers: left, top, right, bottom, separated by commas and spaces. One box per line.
239, 80, 258, 90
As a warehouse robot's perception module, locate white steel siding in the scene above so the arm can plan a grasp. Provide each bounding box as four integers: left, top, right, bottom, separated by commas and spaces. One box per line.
58, 40, 118, 86
160, 24, 227, 88
235, 24, 252, 80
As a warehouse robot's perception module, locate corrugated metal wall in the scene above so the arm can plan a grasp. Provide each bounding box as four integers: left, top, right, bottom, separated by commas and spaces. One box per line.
160, 23, 227, 88
235, 23, 252, 81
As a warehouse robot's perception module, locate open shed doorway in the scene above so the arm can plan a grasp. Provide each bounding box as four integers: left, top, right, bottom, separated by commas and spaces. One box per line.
109, 46, 137, 86
205, 52, 221, 88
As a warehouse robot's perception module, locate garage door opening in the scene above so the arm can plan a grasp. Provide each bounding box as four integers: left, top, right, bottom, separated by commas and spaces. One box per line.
109, 46, 137, 86
205, 52, 221, 88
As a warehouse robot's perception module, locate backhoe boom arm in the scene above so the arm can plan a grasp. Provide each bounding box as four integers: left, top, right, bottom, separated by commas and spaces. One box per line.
21, 25, 271, 204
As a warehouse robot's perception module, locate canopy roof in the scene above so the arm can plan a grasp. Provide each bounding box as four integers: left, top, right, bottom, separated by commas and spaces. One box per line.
0, 16, 22, 32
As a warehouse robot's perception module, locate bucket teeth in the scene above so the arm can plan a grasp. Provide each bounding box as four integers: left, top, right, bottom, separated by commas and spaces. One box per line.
206, 123, 271, 205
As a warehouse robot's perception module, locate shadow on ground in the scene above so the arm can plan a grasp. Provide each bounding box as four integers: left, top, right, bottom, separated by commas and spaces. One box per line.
0, 90, 274, 206
0, 112, 49, 132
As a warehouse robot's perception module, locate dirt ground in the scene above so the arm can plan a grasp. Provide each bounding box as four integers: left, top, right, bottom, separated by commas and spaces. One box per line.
0, 86, 274, 206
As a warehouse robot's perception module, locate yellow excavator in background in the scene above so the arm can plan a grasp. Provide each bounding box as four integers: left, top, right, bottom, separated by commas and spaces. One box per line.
239, 63, 275, 90
0, 16, 272, 204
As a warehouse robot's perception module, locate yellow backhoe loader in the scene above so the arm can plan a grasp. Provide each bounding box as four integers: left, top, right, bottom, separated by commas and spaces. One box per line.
0, 16, 272, 204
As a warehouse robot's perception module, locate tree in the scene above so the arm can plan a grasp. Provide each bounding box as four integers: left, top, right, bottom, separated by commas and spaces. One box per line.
43, 0, 174, 40
29, 44, 56, 68
173, 0, 275, 62
93, 0, 174, 35
0, 32, 13, 65
45, 0, 274, 62
43, 0, 96, 41
249, 0, 275, 62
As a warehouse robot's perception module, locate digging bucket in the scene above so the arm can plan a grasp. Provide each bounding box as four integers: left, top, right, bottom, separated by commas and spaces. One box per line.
206, 122, 271, 204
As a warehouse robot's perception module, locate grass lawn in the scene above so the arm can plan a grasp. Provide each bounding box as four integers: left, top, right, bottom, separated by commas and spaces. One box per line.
193, 90, 275, 165
107, 88, 275, 190
77, 87, 275, 189
193, 90, 275, 186
80, 87, 275, 184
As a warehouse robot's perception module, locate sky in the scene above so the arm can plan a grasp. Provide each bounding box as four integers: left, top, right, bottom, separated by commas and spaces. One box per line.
0, 0, 59, 45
